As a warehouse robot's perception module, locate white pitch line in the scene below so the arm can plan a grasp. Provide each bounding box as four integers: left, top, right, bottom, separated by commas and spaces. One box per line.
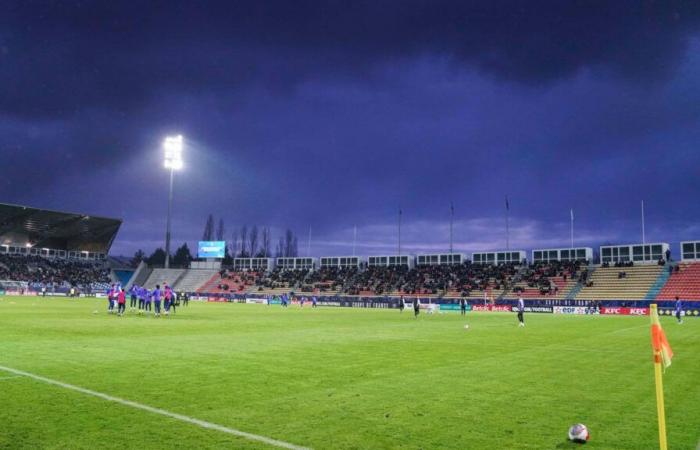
0, 365, 309, 450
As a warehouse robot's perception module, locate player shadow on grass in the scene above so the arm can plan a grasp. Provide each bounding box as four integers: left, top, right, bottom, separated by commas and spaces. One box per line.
555, 441, 587, 448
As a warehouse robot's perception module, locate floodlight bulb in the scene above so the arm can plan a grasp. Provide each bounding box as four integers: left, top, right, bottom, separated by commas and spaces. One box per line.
163, 135, 184, 170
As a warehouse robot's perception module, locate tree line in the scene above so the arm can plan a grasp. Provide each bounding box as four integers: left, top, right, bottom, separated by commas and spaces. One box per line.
130, 214, 300, 267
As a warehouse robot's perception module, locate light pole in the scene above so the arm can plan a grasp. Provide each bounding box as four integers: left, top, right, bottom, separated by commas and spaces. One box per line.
163, 135, 183, 269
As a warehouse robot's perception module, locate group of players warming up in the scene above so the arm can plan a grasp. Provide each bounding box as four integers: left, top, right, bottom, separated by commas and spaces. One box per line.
105, 283, 189, 317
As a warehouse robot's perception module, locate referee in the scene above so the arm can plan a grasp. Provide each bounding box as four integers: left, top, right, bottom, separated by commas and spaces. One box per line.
517, 296, 525, 327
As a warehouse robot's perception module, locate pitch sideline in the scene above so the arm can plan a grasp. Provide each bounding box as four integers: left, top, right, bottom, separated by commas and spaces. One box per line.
0, 364, 310, 450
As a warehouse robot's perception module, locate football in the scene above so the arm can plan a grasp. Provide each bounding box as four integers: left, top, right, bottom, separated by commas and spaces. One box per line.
568, 423, 590, 443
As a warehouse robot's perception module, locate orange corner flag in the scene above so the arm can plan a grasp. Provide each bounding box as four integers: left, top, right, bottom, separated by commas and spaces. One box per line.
650, 304, 670, 450
651, 304, 673, 369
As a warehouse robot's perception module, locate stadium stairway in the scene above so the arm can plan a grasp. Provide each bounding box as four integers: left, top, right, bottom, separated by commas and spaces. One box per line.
112, 269, 135, 287
645, 263, 672, 300
567, 265, 595, 300
655, 262, 700, 300
126, 262, 151, 289
173, 269, 219, 292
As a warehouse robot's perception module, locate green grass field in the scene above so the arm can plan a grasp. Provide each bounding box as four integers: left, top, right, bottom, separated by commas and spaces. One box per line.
0, 296, 698, 449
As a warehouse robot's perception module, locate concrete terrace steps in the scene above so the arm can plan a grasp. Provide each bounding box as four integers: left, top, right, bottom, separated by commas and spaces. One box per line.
575, 264, 663, 300
142, 268, 186, 290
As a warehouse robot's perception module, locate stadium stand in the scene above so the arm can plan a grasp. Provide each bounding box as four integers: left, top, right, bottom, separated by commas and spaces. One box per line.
0, 254, 110, 291
0, 203, 121, 292
575, 264, 664, 300
197, 270, 263, 294
504, 261, 582, 299
656, 262, 700, 300
245, 263, 523, 298
0, 203, 120, 257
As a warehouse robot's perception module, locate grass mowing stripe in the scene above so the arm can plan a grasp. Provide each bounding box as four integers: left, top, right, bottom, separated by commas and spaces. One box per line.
0, 364, 310, 450
0, 375, 23, 381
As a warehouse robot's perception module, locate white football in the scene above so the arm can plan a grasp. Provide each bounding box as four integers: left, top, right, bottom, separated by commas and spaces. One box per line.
464, 324, 469, 329
568, 423, 589, 443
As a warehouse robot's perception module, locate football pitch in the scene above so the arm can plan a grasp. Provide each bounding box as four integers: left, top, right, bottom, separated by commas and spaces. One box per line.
1, 297, 698, 449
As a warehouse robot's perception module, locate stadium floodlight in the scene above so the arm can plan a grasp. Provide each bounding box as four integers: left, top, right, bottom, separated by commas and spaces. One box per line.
163, 135, 184, 170
163, 135, 184, 268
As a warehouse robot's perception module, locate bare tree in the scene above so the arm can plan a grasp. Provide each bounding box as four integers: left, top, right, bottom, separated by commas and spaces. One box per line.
202, 214, 214, 241
229, 228, 239, 259
261, 227, 271, 257
276, 237, 284, 257
239, 225, 249, 257
284, 229, 294, 257
216, 218, 225, 241
249, 225, 259, 258
292, 235, 298, 257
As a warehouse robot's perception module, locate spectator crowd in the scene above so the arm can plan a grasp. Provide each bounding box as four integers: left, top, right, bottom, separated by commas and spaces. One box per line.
0, 254, 110, 290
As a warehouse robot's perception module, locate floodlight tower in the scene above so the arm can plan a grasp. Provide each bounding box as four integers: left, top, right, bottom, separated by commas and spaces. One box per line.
163, 135, 183, 269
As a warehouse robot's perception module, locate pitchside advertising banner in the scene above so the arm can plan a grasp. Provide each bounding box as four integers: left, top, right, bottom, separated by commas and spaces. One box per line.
600, 307, 649, 316
659, 307, 700, 317
553, 306, 596, 315
439, 304, 472, 312
197, 241, 226, 258
472, 305, 513, 312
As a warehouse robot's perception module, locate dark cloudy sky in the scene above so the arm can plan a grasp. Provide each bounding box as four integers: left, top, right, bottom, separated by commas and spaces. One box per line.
2, 1, 700, 257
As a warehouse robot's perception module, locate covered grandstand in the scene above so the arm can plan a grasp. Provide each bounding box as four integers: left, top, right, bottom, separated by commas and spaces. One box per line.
0, 203, 122, 293
0, 202, 121, 259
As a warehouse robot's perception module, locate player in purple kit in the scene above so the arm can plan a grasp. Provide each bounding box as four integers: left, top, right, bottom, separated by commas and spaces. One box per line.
129, 284, 139, 311
144, 286, 152, 313
138, 286, 147, 313
152, 284, 162, 317
675, 296, 683, 324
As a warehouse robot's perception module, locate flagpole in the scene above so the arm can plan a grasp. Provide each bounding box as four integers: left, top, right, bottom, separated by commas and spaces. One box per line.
398, 208, 402, 256
352, 225, 357, 257
650, 304, 668, 450
570, 209, 574, 249
307, 226, 312, 257
642, 200, 646, 245
449, 203, 454, 254
505, 196, 510, 251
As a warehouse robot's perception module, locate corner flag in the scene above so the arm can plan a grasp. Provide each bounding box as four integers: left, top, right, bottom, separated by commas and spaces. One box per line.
650, 304, 672, 450
651, 304, 673, 369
